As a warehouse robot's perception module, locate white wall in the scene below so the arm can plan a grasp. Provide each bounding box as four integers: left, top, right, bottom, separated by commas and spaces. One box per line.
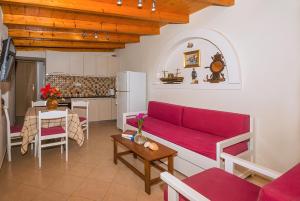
118, 0, 300, 172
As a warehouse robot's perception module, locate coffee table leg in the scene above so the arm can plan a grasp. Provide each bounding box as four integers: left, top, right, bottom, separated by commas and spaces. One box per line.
113, 140, 117, 164
168, 156, 174, 175
144, 160, 151, 194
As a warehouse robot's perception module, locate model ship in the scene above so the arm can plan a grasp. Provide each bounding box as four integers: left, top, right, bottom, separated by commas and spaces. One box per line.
160, 69, 184, 84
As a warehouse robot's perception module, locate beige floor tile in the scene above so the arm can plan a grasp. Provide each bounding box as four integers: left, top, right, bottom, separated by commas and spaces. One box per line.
72, 179, 111, 201
68, 196, 97, 201
31, 190, 69, 201
103, 183, 139, 201
47, 174, 85, 195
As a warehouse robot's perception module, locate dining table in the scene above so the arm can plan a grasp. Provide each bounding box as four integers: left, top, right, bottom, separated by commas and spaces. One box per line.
20, 106, 85, 154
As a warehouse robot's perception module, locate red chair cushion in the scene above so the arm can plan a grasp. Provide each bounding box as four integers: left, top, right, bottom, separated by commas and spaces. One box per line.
148, 101, 184, 126
258, 163, 300, 201
164, 168, 261, 201
41, 126, 65, 136
127, 117, 248, 160
182, 107, 250, 138
10, 124, 23, 133
79, 116, 87, 122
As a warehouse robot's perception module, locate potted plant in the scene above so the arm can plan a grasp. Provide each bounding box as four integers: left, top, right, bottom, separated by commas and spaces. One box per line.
40, 84, 62, 110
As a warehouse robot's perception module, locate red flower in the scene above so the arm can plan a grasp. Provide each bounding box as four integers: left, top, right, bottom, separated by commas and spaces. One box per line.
40, 84, 62, 100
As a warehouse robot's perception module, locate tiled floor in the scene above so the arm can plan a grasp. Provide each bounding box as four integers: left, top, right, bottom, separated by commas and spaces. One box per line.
0, 121, 269, 201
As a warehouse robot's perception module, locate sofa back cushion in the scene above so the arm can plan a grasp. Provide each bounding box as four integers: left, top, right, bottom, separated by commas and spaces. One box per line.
258, 163, 300, 201
182, 107, 250, 138
148, 101, 183, 126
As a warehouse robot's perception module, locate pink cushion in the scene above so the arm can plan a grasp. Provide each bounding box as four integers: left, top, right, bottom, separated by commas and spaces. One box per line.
182, 107, 250, 138
258, 163, 300, 201
41, 126, 65, 136
148, 101, 183, 126
127, 117, 248, 160
164, 168, 261, 201
10, 124, 22, 133
79, 116, 86, 122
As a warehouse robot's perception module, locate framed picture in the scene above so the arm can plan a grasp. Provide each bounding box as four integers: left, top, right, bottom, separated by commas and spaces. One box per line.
184, 50, 200, 68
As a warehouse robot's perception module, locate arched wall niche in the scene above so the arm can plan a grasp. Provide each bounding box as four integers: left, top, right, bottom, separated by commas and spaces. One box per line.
154, 29, 241, 90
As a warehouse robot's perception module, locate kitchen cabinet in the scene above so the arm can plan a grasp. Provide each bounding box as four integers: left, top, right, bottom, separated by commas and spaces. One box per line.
107, 56, 120, 77
111, 98, 117, 120
97, 98, 112, 121
83, 53, 97, 76
46, 51, 70, 74
96, 56, 108, 77
45, 51, 120, 77
73, 98, 114, 122
69, 53, 84, 75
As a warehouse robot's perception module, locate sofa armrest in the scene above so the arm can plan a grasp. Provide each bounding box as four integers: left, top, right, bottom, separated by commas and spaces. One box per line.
216, 132, 254, 166
122, 111, 148, 131
161, 172, 210, 201
221, 153, 282, 179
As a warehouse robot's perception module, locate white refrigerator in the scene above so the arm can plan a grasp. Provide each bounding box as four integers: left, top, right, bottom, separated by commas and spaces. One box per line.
116, 71, 146, 129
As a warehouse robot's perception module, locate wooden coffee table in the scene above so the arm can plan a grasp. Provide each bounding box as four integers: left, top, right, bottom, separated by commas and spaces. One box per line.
111, 134, 177, 194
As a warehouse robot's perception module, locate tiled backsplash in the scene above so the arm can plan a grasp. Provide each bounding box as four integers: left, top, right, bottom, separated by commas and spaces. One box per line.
46, 75, 116, 98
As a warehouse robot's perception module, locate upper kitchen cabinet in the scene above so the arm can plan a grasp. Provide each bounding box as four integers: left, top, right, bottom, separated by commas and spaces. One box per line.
96, 56, 108, 77
107, 56, 120, 77
83, 53, 97, 76
46, 51, 70, 74
69, 53, 84, 76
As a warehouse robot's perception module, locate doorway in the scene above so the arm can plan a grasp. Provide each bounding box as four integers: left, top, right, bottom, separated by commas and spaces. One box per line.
15, 59, 45, 122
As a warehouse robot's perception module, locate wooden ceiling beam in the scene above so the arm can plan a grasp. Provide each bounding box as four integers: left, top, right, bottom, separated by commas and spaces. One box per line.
9, 29, 140, 43
16, 47, 114, 52
14, 39, 125, 49
4, 14, 159, 35
0, 0, 189, 24
200, 0, 234, 6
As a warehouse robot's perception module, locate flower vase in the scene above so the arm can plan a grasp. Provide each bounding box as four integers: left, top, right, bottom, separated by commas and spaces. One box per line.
46, 98, 58, 110
134, 130, 147, 145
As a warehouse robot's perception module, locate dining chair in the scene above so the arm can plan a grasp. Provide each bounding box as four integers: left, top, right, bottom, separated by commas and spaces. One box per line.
32, 100, 47, 107
37, 109, 68, 168
3, 105, 23, 162
71, 100, 89, 139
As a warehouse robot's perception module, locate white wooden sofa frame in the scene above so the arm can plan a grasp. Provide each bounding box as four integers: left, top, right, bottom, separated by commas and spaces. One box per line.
161, 153, 282, 201
123, 111, 254, 177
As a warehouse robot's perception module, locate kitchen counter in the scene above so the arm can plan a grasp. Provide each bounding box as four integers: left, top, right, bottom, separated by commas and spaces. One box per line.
62, 96, 115, 99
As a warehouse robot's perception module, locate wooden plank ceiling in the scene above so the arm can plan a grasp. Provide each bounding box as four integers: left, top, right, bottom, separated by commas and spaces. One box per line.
0, 0, 234, 52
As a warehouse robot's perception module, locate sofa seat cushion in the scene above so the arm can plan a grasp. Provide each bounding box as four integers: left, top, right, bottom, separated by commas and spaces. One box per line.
127, 117, 248, 160
148, 101, 184, 126
164, 168, 261, 201
182, 107, 250, 138
258, 163, 300, 201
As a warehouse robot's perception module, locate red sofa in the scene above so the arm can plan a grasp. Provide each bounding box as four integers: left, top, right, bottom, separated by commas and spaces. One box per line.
162, 153, 300, 201
125, 101, 253, 176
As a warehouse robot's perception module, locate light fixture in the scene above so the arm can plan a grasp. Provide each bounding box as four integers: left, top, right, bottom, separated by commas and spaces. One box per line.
151, 0, 156, 11
94, 32, 99, 39
116, 0, 157, 11
117, 0, 122, 6
137, 0, 143, 8
82, 32, 88, 38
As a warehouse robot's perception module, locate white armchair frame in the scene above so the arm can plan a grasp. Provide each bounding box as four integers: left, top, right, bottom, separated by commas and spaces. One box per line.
71, 100, 89, 139
122, 111, 148, 131
161, 153, 282, 201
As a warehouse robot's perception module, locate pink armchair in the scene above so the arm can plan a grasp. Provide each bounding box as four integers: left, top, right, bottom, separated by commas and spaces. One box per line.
161, 153, 300, 201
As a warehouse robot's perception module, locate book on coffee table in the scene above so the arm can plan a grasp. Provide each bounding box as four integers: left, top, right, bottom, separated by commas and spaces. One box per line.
121, 130, 137, 140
